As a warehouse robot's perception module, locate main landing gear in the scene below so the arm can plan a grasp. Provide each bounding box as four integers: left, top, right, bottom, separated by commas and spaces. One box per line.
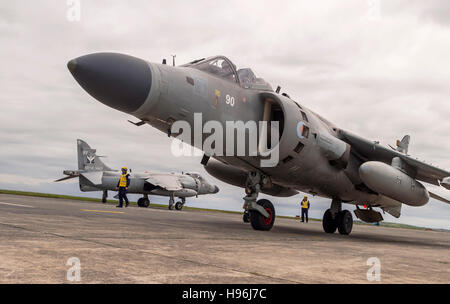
137, 195, 150, 208
102, 190, 108, 203
168, 194, 175, 210
242, 172, 275, 231
322, 199, 353, 235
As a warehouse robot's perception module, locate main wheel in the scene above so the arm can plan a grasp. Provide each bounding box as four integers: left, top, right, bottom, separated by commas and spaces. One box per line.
175, 201, 183, 210
322, 209, 338, 233
249, 199, 275, 231
137, 198, 144, 207
243, 212, 250, 223
337, 210, 353, 235
141, 199, 150, 208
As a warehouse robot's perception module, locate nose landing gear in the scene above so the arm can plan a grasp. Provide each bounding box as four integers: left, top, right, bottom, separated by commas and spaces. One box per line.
242, 172, 275, 231
249, 199, 275, 231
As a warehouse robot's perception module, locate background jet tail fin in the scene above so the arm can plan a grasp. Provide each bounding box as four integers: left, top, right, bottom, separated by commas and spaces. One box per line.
396, 135, 410, 154
441, 177, 450, 190
77, 139, 111, 171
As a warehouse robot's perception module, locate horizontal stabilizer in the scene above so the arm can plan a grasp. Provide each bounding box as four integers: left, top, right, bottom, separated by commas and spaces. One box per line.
80, 171, 103, 185
54, 175, 78, 182
54, 170, 80, 182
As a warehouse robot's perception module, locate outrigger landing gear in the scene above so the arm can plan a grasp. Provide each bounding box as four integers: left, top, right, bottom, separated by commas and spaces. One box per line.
175, 198, 185, 210
243, 172, 275, 231
137, 195, 150, 208
102, 190, 108, 203
168, 194, 175, 210
322, 199, 353, 235
243, 211, 250, 223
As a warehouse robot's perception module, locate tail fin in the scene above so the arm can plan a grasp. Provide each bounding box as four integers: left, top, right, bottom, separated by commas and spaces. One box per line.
396, 135, 410, 154
77, 139, 111, 171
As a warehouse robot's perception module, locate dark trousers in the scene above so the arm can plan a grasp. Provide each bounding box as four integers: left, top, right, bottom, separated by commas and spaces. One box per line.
301, 208, 308, 222
118, 188, 129, 206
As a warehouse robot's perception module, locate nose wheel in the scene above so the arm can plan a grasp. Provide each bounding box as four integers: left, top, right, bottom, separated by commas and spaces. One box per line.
249, 199, 275, 231
243, 211, 250, 223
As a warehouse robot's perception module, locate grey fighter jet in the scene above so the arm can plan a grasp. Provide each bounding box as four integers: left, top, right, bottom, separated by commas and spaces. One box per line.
67, 53, 450, 235
56, 139, 219, 210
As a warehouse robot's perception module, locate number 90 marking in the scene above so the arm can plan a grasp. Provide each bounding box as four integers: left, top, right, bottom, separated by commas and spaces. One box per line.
225, 94, 235, 107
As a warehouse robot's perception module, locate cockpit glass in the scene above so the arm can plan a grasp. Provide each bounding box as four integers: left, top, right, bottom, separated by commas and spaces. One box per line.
237, 68, 256, 87
192, 58, 237, 83
184, 56, 273, 91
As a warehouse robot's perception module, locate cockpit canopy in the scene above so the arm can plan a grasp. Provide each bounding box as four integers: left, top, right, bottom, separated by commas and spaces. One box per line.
182, 56, 273, 91
186, 172, 203, 181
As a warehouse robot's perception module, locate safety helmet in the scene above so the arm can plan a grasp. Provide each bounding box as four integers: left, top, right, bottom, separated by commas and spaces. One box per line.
121, 167, 127, 171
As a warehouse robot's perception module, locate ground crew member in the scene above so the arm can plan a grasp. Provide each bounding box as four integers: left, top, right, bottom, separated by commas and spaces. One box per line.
116, 167, 130, 208
301, 195, 310, 223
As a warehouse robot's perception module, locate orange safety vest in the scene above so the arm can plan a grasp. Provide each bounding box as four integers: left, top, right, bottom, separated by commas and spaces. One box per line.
301, 200, 309, 209
119, 174, 128, 187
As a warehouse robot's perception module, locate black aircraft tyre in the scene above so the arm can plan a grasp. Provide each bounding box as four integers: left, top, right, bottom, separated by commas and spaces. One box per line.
137, 198, 144, 207
243, 211, 250, 223
142, 198, 150, 208
337, 210, 353, 235
322, 209, 338, 233
249, 199, 275, 231
175, 201, 183, 210
137, 198, 150, 208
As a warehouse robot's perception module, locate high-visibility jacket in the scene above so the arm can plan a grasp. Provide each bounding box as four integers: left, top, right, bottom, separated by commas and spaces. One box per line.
301, 200, 309, 209
118, 174, 129, 188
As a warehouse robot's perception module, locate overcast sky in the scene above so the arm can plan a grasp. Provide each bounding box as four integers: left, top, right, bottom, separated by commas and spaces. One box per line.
1, 0, 449, 229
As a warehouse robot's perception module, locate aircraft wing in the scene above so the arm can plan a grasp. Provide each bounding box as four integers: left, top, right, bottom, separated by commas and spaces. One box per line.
145, 174, 183, 191
339, 129, 450, 186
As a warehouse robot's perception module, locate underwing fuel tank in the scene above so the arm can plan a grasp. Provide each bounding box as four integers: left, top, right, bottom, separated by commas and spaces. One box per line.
359, 161, 429, 206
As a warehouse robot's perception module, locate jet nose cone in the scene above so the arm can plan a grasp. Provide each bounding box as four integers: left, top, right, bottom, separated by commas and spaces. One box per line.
67, 59, 77, 73
213, 185, 220, 194
67, 52, 152, 113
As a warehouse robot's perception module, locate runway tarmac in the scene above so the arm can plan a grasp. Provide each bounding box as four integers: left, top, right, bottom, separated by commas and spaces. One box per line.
0, 193, 449, 283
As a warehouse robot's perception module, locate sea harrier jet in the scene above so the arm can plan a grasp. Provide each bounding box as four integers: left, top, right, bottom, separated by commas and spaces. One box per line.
56, 139, 219, 210
66, 53, 450, 235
